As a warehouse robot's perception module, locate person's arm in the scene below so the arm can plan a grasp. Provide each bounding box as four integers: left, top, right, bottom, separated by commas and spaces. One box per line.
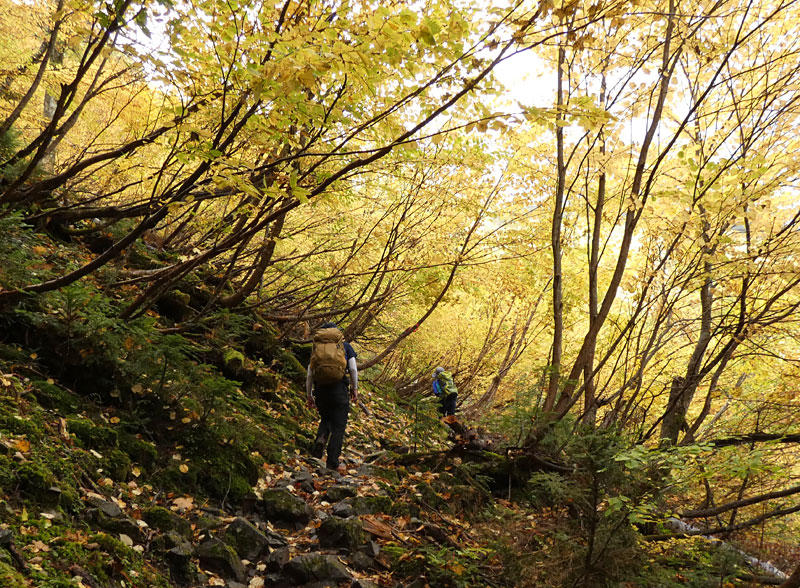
306, 365, 314, 406
348, 357, 358, 401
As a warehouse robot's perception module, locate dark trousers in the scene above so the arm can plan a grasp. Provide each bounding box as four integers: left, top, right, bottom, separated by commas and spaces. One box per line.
439, 393, 457, 416
313, 380, 350, 469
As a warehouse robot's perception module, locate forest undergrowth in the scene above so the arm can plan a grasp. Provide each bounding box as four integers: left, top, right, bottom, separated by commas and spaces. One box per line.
0, 224, 795, 588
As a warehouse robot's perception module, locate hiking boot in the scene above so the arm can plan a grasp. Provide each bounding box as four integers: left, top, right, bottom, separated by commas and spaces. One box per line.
311, 439, 325, 459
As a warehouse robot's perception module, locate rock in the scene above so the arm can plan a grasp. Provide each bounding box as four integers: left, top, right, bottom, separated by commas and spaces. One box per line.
263, 528, 289, 549
152, 529, 193, 554
85, 496, 122, 518
331, 501, 354, 518
324, 485, 357, 502
196, 538, 246, 582
165, 542, 197, 586
227, 582, 247, 588
223, 517, 270, 561
349, 551, 375, 571
351, 496, 392, 515
142, 506, 193, 539
262, 488, 313, 526
317, 517, 365, 550
351, 579, 379, 588
0, 528, 12, 546
265, 546, 290, 573
283, 554, 352, 584
360, 541, 380, 558
195, 514, 225, 531
84, 508, 143, 542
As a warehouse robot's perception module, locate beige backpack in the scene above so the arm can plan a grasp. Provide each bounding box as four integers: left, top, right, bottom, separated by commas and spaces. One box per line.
310, 327, 347, 385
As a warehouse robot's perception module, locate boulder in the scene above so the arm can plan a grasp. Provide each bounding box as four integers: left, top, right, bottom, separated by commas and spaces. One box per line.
263, 528, 290, 549
196, 538, 246, 582
142, 506, 193, 539
265, 546, 290, 573
349, 551, 376, 571
282, 554, 352, 585
332, 501, 354, 519
351, 496, 392, 515
317, 516, 365, 550
84, 508, 143, 542
262, 488, 313, 526
165, 542, 197, 586
85, 496, 122, 518
324, 485, 357, 503
224, 517, 270, 561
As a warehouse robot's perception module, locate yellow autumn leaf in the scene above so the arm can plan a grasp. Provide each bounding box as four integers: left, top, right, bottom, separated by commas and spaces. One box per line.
14, 439, 30, 452
131, 467, 141, 477
179, 464, 189, 473
109, 417, 120, 424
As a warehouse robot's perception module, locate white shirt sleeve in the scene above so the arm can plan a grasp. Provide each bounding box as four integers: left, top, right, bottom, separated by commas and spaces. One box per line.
306, 364, 313, 398
348, 357, 358, 391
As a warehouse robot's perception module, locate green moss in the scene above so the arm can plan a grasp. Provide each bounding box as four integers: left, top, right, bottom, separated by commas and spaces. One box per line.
31, 379, 79, 412
152, 461, 198, 495
17, 461, 56, 494
0, 343, 29, 363
276, 349, 306, 385
223, 348, 245, 366
100, 448, 131, 481
0, 559, 26, 587
67, 418, 118, 449
118, 433, 158, 471
0, 411, 44, 439
0, 455, 15, 489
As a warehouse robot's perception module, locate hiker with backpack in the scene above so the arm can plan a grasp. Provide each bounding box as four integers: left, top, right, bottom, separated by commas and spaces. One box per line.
306, 322, 358, 473
432, 366, 458, 417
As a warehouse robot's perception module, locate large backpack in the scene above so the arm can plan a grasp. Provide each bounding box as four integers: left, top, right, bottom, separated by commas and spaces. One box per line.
437, 370, 458, 397
310, 327, 347, 386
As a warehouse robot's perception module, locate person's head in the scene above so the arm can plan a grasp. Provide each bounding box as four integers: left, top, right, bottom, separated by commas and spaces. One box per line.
433, 366, 445, 380
320, 321, 339, 330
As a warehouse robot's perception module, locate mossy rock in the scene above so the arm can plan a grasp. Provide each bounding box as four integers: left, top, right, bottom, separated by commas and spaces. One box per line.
352, 496, 393, 516
261, 488, 313, 525
142, 506, 193, 539
31, 379, 79, 412
283, 554, 352, 584
16, 461, 56, 496
151, 462, 199, 495
126, 246, 163, 270
276, 349, 306, 385
368, 464, 405, 485
196, 538, 246, 582
223, 517, 270, 561
67, 418, 118, 449
118, 433, 158, 471
290, 342, 313, 366
318, 516, 365, 549
99, 448, 131, 481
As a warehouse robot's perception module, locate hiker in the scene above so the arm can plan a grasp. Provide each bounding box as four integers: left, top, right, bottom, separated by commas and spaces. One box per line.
432, 366, 458, 417
306, 322, 358, 473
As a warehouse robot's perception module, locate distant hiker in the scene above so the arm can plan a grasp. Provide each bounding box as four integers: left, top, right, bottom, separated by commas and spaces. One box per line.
307, 322, 358, 473
432, 366, 458, 417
